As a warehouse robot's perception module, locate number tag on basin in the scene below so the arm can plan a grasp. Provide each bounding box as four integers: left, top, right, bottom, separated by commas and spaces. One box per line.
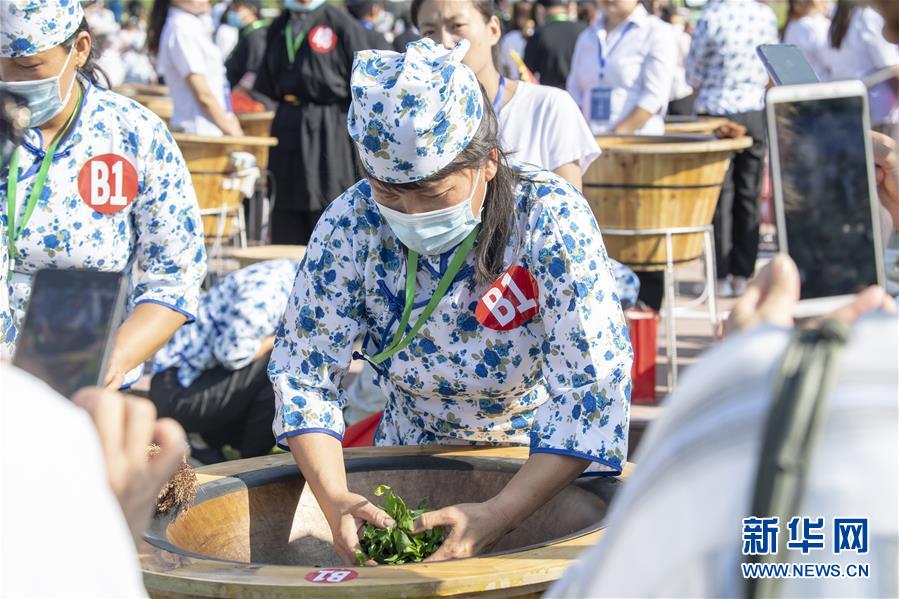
78, 153, 138, 214
304, 568, 359, 583
475, 265, 540, 331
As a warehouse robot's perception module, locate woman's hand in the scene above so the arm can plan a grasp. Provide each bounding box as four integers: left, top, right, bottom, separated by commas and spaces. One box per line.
725, 254, 895, 336
871, 130, 899, 230
411, 499, 512, 562
102, 353, 128, 390
325, 492, 395, 565
72, 387, 188, 545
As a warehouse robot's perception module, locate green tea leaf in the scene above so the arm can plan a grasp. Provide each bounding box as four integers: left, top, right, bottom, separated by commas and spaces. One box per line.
359, 484, 444, 565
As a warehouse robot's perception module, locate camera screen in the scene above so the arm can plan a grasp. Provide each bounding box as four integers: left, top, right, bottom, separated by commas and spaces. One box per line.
13, 272, 123, 398
773, 94, 879, 300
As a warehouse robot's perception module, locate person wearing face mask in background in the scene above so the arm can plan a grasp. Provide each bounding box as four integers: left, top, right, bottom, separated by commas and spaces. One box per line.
213, 0, 241, 58
268, 38, 632, 565
148, 0, 243, 137
224, 0, 274, 110
0, 0, 207, 388
252, 0, 370, 245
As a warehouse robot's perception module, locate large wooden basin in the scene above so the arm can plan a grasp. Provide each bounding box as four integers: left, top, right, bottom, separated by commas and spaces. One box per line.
585, 134, 753, 270
140, 445, 629, 598
664, 115, 730, 135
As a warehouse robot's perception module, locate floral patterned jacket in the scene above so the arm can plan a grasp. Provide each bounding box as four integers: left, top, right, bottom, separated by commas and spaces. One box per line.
269, 165, 633, 475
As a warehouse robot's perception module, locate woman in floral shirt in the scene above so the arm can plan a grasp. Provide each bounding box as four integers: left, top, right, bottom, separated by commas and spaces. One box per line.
268, 38, 631, 564
0, 1, 206, 387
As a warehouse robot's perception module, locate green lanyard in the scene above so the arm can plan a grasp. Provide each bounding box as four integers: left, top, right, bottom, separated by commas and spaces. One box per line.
369, 225, 480, 365
546, 14, 569, 23
285, 25, 308, 65
241, 19, 266, 38
6, 83, 83, 267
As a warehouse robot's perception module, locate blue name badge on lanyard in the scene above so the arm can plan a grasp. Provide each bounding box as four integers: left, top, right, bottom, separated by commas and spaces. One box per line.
591, 22, 635, 123
590, 85, 613, 122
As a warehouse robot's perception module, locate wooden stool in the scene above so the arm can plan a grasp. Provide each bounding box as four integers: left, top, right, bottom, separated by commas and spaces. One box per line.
584, 134, 753, 388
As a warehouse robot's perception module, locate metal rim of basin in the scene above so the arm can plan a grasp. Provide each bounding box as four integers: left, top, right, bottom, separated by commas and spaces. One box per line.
140, 446, 630, 598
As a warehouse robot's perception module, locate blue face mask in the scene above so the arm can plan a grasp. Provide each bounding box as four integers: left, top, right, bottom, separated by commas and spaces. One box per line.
0, 46, 76, 127
226, 10, 244, 28
376, 168, 486, 256
285, 0, 326, 12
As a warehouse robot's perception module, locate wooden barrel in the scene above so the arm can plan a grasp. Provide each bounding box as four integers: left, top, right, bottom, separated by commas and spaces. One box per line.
663, 115, 730, 135
584, 134, 753, 271
236, 111, 274, 139
140, 446, 631, 598
173, 134, 278, 240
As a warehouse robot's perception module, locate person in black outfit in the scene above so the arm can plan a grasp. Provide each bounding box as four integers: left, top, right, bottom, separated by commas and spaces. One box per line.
224, 0, 274, 109
523, 0, 584, 89
254, 1, 369, 245
346, 0, 392, 50
392, 12, 421, 52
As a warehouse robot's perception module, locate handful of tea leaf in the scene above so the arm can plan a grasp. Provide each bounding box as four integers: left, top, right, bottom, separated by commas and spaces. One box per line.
356, 484, 444, 565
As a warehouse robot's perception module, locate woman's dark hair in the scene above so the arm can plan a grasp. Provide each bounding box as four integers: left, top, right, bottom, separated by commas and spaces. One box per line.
410, 0, 501, 67
147, 0, 173, 56
829, 0, 859, 50
62, 18, 107, 87
367, 88, 519, 285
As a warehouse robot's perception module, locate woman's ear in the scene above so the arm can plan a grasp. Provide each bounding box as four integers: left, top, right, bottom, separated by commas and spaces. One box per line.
487, 14, 503, 48
74, 31, 92, 69
485, 147, 499, 182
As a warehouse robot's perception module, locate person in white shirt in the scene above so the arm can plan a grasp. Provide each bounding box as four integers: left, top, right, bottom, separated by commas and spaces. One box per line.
412, 0, 599, 190
566, 0, 677, 135
828, 1, 899, 82
783, 0, 833, 81
147, 0, 243, 136
1, 367, 188, 599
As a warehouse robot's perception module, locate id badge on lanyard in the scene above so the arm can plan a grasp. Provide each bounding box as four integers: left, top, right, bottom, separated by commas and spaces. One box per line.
590, 21, 635, 124
590, 85, 613, 122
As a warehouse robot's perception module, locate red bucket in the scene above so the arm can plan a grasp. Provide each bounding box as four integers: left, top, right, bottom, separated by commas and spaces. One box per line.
626, 308, 658, 404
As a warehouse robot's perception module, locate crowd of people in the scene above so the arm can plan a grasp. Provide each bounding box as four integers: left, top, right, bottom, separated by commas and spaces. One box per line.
0, 0, 897, 597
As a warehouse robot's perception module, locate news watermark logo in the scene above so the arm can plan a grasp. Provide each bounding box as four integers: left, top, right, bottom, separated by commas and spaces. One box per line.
741, 517, 870, 579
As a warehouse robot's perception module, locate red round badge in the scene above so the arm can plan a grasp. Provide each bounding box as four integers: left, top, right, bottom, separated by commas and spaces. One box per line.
77, 154, 138, 214
475, 266, 540, 331
304, 568, 359, 583
308, 25, 338, 53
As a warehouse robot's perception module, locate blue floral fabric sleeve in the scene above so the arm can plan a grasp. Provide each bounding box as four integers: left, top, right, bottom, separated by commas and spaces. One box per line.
212, 261, 297, 371
129, 122, 206, 320
528, 186, 633, 474
268, 195, 367, 447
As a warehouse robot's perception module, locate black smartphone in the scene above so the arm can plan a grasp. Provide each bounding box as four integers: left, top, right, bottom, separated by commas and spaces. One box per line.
766, 81, 886, 317
12, 269, 127, 398
757, 44, 820, 86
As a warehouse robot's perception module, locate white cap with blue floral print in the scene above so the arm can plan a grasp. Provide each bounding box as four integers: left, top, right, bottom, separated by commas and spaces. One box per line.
347, 38, 485, 184
0, 0, 84, 59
